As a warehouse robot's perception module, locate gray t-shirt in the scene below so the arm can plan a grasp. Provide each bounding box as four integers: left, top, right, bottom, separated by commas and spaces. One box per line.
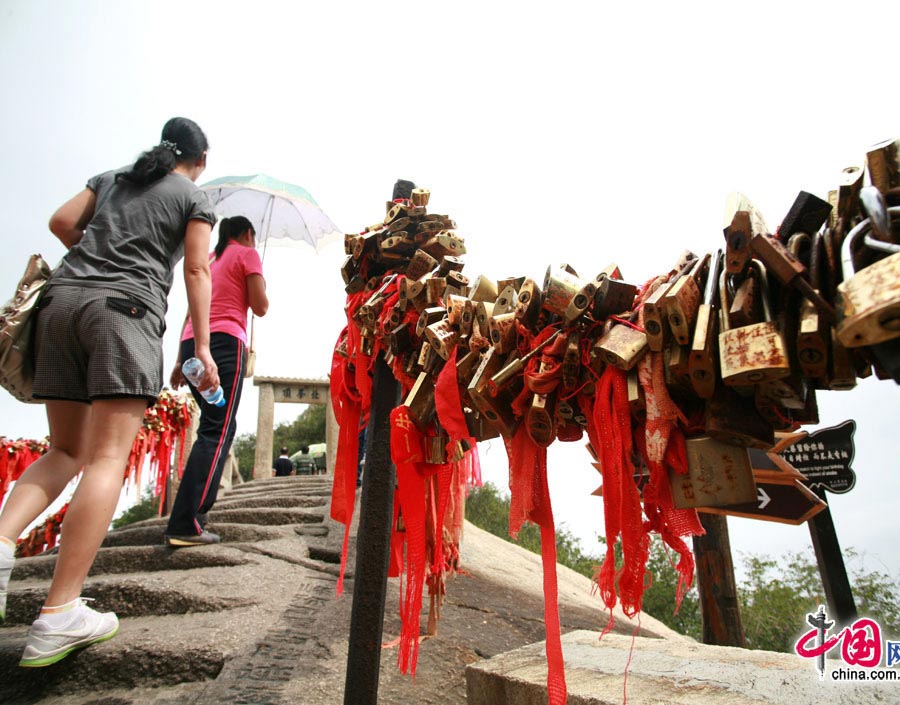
51, 168, 217, 319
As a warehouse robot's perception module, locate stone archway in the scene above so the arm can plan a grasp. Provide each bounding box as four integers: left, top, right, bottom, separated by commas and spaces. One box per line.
252, 376, 337, 480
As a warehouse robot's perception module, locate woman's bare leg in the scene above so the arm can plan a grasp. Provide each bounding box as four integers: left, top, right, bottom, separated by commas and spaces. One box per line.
44, 398, 145, 606
0, 401, 90, 543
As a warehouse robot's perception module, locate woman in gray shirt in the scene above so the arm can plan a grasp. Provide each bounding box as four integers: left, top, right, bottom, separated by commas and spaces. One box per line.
0, 117, 219, 667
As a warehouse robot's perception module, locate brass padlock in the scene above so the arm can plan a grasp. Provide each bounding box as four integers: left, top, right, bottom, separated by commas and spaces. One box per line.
388, 323, 414, 356
422, 231, 466, 259
594, 320, 649, 371
827, 329, 857, 391
474, 301, 494, 337
727, 273, 757, 329
406, 250, 439, 281
469, 275, 498, 303
467, 347, 521, 437
561, 331, 581, 391
493, 286, 518, 316
405, 372, 436, 431
416, 306, 446, 337
446, 270, 470, 299
438, 255, 465, 277
664, 253, 707, 345
866, 139, 900, 195
670, 435, 757, 509
689, 250, 723, 400
410, 187, 431, 207
515, 278, 543, 329
828, 164, 864, 232
835, 197, 900, 347
664, 341, 693, 398
723, 192, 768, 275
592, 274, 637, 321
425, 319, 459, 361
642, 277, 673, 352
526, 361, 557, 447
488, 312, 517, 354
719, 263, 791, 386
542, 266, 588, 318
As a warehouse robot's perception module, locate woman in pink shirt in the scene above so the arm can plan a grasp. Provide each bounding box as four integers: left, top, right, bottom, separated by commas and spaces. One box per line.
165, 215, 269, 545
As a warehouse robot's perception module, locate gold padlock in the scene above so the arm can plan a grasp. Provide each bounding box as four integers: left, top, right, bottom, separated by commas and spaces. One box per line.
411, 187, 431, 207
642, 278, 673, 352
515, 278, 543, 330
425, 319, 459, 361
719, 262, 790, 386
835, 203, 900, 347
542, 266, 587, 318
866, 139, 900, 195
723, 192, 768, 275
406, 250, 439, 281
594, 321, 649, 371
405, 372, 436, 431
828, 165, 864, 232
670, 435, 757, 509
469, 275, 498, 303
488, 312, 517, 354
664, 253, 706, 345
467, 348, 520, 437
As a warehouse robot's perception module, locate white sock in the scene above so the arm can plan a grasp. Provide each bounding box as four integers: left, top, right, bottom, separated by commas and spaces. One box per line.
0, 539, 13, 593
38, 598, 82, 629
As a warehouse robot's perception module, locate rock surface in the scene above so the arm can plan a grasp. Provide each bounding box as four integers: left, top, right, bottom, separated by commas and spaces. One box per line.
0, 476, 670, 704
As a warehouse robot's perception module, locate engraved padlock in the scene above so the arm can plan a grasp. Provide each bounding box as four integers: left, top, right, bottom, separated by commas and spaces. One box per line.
835, 198, 900, 347
719, 262, 791, 386
723, 192, 768, 274
515, 278, 543, 330
670, 435, 757, 509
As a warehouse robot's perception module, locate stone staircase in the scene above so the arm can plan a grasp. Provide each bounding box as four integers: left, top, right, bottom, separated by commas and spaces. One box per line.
0, 476, 342, 705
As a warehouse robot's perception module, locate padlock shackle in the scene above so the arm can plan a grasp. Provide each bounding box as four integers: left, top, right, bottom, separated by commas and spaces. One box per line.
841, 206, 900, 278
748, 259, 774, 323
859, 186, 891, 242
703, 249, 723, 306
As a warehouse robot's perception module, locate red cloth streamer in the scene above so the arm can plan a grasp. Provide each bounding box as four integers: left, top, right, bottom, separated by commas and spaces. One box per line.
329, 326, 365, 596
583, 366, 649, 630
504, 425, 567, 705
390, 405, 432, 676
635, 354, 704, 611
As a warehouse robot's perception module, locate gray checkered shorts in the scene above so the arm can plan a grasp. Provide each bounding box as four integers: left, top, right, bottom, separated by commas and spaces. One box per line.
32, 284, 165, 403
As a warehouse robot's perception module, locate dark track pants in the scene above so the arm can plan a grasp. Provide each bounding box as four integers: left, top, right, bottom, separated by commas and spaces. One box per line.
166, 333, 246, 536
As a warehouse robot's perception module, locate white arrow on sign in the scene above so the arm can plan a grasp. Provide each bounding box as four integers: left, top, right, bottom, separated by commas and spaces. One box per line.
758, 487, 771, 510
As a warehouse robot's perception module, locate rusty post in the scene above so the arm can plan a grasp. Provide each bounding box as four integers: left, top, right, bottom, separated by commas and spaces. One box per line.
343, 353, 400, 705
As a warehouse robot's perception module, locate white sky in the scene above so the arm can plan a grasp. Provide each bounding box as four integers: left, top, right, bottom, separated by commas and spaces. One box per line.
1, 0, 898, 584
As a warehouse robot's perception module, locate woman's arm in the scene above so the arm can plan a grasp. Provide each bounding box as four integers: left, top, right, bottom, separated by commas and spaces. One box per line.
246, 274, 269, 317
183, 219, 219, 391
49, 188, 96, 249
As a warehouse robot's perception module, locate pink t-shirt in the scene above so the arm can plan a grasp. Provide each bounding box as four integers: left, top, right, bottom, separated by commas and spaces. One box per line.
182, 242, 264, 344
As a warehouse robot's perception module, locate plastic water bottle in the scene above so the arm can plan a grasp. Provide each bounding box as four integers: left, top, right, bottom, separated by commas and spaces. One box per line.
181, 358, 225, 407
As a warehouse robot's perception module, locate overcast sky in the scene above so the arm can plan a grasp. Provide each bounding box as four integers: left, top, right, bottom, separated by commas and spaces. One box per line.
1, 1, 898, 585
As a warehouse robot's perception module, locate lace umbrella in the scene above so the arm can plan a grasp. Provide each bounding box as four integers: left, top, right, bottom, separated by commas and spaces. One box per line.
201, 174, 342, 254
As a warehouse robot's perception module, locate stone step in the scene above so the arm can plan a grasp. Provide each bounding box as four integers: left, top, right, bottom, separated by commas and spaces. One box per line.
101, 523, 285, 548
205, 508, 325, 526
3, 578, 255, 625
212, 494, 328, 510
0, 608, 261, 703
10, 545, 255, 581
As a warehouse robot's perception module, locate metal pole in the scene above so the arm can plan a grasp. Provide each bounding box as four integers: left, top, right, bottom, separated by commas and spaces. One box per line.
343, 353, 400, 705
808, 488, 857, 626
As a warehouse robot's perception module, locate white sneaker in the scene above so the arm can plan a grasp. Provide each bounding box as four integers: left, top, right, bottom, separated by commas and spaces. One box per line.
0, 551, 13, 623
19, 598, 119, 667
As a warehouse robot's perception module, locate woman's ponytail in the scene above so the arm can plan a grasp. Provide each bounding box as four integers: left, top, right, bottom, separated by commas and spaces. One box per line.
116, 117, 209, 187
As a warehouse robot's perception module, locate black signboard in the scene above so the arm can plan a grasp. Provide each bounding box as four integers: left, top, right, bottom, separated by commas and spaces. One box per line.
700, 479, 827, 525
779, 420, 857, 494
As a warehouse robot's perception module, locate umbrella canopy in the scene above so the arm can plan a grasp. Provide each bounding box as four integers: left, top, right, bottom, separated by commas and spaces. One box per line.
201, 174, 341, 252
